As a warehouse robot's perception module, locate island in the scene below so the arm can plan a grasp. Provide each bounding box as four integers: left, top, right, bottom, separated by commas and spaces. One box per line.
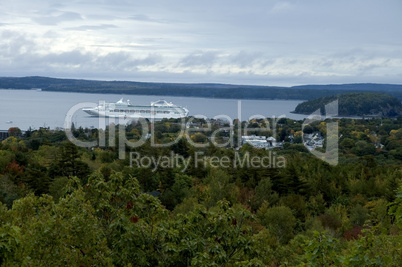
292, 92, 402, 117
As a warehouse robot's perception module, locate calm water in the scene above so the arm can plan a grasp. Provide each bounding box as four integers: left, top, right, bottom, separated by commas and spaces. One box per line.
0, 89, 306, 130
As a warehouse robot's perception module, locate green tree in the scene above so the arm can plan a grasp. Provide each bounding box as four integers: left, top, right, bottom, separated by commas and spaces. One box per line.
0, 187, 112, 265
49, 142, 90, 181
388, 185, 402, 228
341, 226, 402, 266
254, 177, 279, 209
163, 201, 256, 266
350, 204, 369, 226
351, 140, 376, 156
257, 204, 296, 244
22, 163, 51, 195
84, 171, 167, 265
303, 231, 340, 266
160, 173, 192, 210
204, 169, 238, 208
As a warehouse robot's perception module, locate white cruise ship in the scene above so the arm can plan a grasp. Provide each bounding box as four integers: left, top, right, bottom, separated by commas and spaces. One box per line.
82, 99, 189, 119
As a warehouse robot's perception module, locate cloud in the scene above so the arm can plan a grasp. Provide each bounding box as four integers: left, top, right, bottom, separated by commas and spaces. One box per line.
270, 1, 294, 13
0, 0, 401, 86
0, 31, 164, 74
128, 14, 179, 25
92, 52, 163, 71
227, 51, 268, 68
179, 51, 219, 67
32, 11, 82, 25
129, 14, 160, 23
41, 50, 93, 66
66, 24, 118, 31
1, 29, 400, 86
0, 30, 38, 57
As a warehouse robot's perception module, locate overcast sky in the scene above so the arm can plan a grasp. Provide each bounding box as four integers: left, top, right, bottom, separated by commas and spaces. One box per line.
0, 0, 401, 86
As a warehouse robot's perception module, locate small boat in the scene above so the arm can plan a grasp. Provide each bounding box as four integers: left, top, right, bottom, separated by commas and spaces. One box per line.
6, 121, 13, 124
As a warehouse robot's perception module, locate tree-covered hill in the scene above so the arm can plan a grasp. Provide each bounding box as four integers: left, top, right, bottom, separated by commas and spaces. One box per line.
293, 92, 402, 117
1, 76, 402, 100
0, 117, 401, 265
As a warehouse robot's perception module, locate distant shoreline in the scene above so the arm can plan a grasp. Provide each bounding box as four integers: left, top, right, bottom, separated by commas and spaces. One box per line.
289, 110, 385, 119
1, 76, 402, 101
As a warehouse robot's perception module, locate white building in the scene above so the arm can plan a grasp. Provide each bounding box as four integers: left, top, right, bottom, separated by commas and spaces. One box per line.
241, 135, 282, 149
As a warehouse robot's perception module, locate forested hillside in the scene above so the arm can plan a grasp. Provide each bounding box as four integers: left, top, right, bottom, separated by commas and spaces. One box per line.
293, 92, 402, 117
0, 117, 401, 265
1, 76, 402, 100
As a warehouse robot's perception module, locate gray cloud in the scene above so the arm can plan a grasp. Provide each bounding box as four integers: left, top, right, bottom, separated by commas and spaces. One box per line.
0, 31, 164, 75
0, 0, 401, 86
42, 50, 93, 66
66, 24, 118, 31
129, 14, 160, 22
0, 31, 37, 57
128, 14, 179, 24
179, 51, 219, 67
91, 52, 163, 71
228, 51, 267, 68
32, 11, 82, 25
86, 14, 120, 21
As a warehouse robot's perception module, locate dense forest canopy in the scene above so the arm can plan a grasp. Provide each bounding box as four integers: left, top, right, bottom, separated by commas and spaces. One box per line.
1, 76, 402, 100
0, 116, 401, 265
293, 92, 402, 117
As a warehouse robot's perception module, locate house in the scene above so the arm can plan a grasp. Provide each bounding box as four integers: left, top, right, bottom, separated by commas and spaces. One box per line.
303, 132, 324, 149
267, 136, 277, 147
241, 135, 282, 149
241, 135, 266, 143
0, 130, 9, 140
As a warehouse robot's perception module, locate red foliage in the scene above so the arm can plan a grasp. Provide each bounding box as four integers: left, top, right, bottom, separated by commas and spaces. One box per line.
343, 225, 364, 241
8, 127, 21, 136
237, 187, 256, 211
6, 160, 24, 176
126, 201, 133, 210
130, 216, 139, 223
